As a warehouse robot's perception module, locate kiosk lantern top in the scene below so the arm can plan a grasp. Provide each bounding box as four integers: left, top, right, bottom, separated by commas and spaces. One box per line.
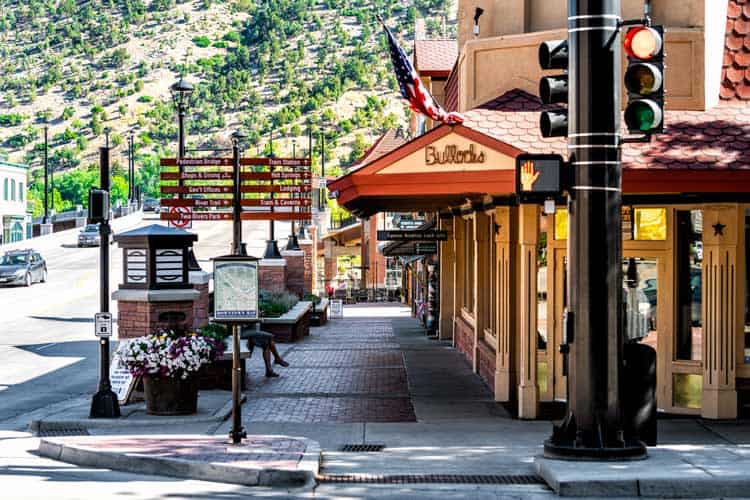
115, 224, 198, 290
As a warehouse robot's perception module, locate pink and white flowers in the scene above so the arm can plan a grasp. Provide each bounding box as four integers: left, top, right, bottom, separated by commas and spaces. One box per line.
116, 331, 224, 380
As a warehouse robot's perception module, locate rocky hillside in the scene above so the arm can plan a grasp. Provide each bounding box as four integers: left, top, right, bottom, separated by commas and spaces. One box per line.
0, 0, 455, 213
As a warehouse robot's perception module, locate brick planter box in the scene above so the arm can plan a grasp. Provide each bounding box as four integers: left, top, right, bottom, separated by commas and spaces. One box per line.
261, 301, 313, 343
310, 299, 329, 327
197, 337, 252, 391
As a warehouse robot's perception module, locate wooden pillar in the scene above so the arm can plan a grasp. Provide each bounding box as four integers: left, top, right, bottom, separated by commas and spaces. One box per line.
474, 212, 491, 369
494, 206, 516, 402
439, 216, 455, 340
452, 216, 466, 347
701, 205, 740, 419
517, 204, 539, 419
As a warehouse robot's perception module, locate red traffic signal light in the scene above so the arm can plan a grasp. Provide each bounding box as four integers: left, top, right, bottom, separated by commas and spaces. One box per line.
624, 26, 662, 60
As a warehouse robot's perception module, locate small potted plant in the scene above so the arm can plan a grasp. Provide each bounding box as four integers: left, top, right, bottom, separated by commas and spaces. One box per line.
116, 331, 224, 415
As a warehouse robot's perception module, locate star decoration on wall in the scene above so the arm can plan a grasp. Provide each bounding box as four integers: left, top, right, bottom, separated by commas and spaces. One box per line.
712, 222, 726, 236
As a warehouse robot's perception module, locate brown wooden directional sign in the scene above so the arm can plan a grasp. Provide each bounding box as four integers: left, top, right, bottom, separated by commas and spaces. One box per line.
241, 185, 312, 193
161, 157, 312, 167
161, 198, 233, 208
241, 199, 312, 207
160, 171, 313, 181
161, 212, 234, 221
241, 212, 312, 221
161, 186, 233, 194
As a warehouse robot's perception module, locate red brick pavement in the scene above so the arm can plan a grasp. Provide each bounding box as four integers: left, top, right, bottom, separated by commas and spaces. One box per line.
242, 314, 416, 423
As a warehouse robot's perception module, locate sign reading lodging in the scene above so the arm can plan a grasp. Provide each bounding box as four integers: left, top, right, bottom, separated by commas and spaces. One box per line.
213, 257, 260, 322
515, 154, 568, 201
377, 230, 448, 242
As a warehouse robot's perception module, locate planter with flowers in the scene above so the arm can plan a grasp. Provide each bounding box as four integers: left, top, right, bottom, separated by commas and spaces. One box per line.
116, 331, 224, 415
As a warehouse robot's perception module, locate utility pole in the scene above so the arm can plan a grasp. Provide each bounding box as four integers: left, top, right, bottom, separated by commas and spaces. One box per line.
544, 0, 646, 459
43, 125, 49, 223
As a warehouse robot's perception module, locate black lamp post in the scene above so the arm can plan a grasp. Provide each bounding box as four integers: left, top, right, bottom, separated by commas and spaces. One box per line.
170, 78, 194, 198
263, 130, 282, 259
128, 131, 135, 204
286, 138, 300, 251
43, 124, 49, 224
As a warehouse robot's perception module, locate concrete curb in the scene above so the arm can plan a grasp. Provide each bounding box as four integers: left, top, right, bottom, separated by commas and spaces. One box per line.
535, 454, 750, 498
29, 395, 243, 431
37, 434, 321, 488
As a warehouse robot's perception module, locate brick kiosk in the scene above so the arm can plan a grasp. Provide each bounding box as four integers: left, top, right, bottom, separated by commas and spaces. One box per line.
112, 225, 205, 339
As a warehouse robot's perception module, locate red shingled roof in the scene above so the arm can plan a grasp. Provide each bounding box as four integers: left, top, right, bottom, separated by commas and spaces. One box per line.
414, 40, 458, 77
462, 89, 750, 170
722, 0, 750, 100
348, 129, 409, 172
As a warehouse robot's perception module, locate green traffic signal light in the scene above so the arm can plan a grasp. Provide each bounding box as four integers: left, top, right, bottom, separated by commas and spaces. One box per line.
624, 100, 663, 132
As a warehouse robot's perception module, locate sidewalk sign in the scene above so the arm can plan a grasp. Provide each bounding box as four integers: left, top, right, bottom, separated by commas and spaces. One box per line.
330, 299, 344, 319
109, 346, 138, 405
94, 312, 112, 338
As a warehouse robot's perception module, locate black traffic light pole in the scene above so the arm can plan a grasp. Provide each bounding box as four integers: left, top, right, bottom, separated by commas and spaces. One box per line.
90, 146, 120, 419
544, 0, 645, 459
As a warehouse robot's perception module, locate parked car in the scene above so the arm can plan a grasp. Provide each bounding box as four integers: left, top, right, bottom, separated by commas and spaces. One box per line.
0, 250, 47, 287
77, 223, 113, 247
143, 198, 160, 213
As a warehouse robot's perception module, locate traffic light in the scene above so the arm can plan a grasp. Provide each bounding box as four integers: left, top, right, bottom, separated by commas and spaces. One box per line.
538, 39, 569, 138
623, 25, 664, 134
88, 188, 109, 223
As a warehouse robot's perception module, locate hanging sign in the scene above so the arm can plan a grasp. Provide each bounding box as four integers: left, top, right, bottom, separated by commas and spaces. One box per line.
377, 230, 448, 241
415, 243, 438, 254
212, 256, 260, 322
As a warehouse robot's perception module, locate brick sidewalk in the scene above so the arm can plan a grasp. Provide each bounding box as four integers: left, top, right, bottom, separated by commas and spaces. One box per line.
243, 310, 417, 423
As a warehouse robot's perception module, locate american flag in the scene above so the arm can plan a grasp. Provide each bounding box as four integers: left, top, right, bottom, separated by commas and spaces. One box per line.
379, 17, 464, 126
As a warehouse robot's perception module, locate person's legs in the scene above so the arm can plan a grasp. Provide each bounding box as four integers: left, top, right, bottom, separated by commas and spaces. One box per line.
268, 341, 289, 366
262, 347, 279, 377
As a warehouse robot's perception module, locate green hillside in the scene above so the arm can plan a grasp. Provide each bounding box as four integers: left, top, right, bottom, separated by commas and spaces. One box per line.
0, 0, 454, 214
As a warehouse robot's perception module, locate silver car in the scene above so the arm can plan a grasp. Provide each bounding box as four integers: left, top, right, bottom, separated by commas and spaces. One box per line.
77, 223, 113, 247
0, 250, 47, 287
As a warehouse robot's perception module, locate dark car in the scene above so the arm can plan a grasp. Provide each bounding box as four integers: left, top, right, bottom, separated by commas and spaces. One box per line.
143, 198, 160, 213
0, 250, 47, 287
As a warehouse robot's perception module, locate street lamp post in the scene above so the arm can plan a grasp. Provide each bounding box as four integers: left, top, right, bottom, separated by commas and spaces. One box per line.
286, 138, 300, 251
43, 124, 49, 224
128, 131, 135, 204
170, 78, 194, 198
263, 130, 282, 259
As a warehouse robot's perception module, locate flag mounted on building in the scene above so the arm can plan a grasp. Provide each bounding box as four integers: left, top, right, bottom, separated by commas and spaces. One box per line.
378, 16, 464, 126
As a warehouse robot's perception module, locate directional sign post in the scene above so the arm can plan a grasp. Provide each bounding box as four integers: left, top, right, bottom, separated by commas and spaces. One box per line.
377, 230, 448, 242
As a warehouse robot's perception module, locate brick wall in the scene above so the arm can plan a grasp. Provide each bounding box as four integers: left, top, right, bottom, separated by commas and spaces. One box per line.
454, 315, 475, 366
281, 251, 305, 298
117, 300, 195, 339
476, 339, 497, 392
259, 261, 286, 293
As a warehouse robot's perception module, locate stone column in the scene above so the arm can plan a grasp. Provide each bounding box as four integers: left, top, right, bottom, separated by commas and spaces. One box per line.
701, 204, 740, 419
494, 206, 516, 402
452, 216, 466, 348
323, 238, 337, 286
298, 238, 314, 296
473, 212, 491, 372
113, 289, 200, 339
439, 217, 455, 340
259, 258, 287, 294
39, 223, 53, 236
189, 270, 211, 329
517, 204, 539, 419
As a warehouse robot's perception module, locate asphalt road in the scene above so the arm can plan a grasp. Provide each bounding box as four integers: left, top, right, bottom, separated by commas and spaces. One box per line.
0, 212, 293, 428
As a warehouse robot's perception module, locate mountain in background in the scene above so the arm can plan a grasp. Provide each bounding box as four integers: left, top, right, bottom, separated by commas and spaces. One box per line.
0, 0, 455, 214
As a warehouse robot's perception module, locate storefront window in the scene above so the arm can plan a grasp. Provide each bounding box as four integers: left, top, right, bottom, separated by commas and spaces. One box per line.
745, 210, 750, 363
634, 208, 667, 241
623, 258, 658, 350
675, 210, 702, 361
537, 218, 548, 350
554, 208, 568, 240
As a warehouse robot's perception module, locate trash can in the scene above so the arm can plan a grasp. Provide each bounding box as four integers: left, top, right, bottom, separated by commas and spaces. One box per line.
623, 341, 657, 446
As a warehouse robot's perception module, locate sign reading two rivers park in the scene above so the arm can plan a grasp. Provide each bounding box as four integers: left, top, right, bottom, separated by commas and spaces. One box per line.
159, 156, 312, 223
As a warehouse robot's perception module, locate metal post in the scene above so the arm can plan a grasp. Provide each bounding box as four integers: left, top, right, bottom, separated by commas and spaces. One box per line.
286, 139, 300, 251
43, 125, 49, 223
229, 323, 245, 444
264, 130, 281, 259
544, 0, 645, 459
127, 134, 132, 203
232, 136, 243, 255
90, 146, 120, 419
320, 131, 326, 211
177, 104, 186, 199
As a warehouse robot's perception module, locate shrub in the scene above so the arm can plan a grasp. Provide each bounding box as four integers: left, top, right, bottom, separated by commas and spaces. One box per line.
303, 293, 322, 305
137, 95, 153, 103
192, 35, 211, 48
259, 290, 299, 318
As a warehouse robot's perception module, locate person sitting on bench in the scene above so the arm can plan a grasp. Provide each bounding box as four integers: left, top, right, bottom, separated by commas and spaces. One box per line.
244, 328, 289, 377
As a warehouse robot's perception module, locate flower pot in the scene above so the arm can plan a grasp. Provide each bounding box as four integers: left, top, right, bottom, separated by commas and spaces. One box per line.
143, 374, 198, 415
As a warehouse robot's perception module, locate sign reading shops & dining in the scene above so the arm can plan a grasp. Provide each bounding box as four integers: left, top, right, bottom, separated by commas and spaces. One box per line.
425, 144, 486, 165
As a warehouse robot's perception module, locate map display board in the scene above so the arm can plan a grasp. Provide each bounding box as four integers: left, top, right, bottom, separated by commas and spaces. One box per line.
213, 258, 259, 322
